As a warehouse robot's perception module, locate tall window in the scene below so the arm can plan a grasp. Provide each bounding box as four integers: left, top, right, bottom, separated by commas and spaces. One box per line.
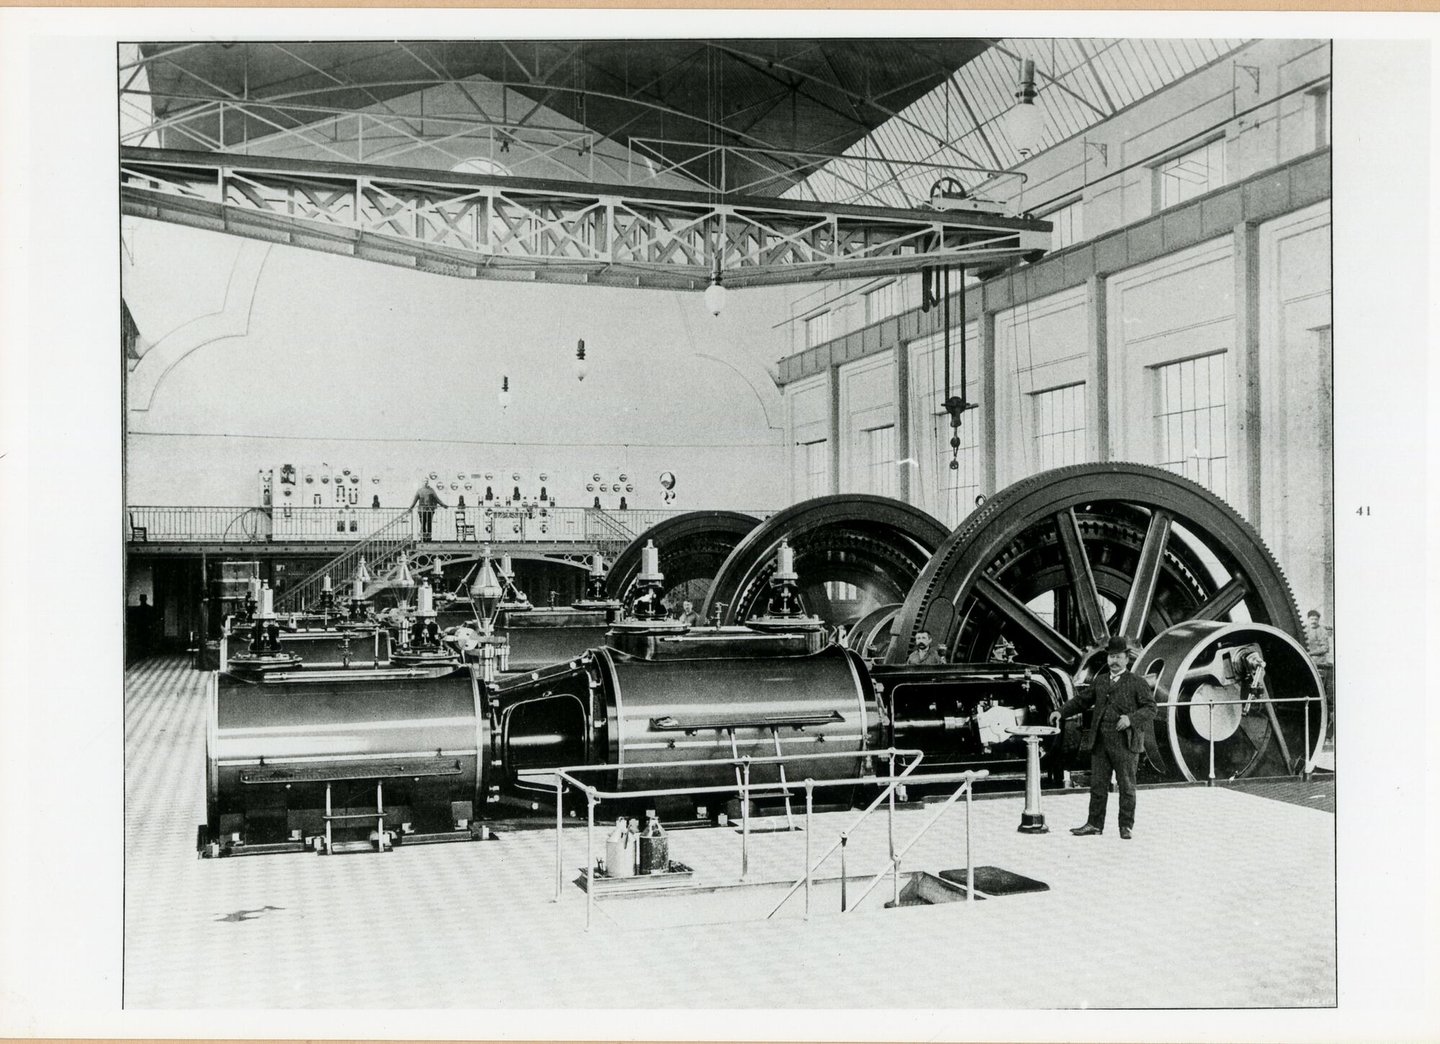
805, 311, 832, 348
862, 425, 896, 496
932, 412, 981, 525
864, 281, 901, 325
1155, 353, 1229, 499
1155, 138, 1226, 209
1032, 383, 1087, 469
798, 439, 830, 498
1046, 199, 1084, 250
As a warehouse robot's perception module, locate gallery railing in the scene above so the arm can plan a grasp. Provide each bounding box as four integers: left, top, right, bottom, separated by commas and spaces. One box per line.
126, 505, 772, 545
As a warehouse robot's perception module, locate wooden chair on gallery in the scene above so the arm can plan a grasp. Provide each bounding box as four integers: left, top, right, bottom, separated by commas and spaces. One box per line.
129, 511, 148, 542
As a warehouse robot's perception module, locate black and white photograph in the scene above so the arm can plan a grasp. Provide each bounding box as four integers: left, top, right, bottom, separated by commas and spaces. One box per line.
0, 10, 1434, 1043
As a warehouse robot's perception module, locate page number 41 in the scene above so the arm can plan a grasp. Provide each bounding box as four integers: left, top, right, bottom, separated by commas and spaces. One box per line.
1356, 505, 1371, 516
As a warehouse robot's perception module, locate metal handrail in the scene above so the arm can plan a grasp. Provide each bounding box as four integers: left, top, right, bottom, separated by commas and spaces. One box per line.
276, 510, 416, 611
125, 504, 775, 544
764, 749, 927, 919
583, 507, 638, 543
523, 746, 964, 930
845, 772, 986, 914
1149, 693, 1326, 782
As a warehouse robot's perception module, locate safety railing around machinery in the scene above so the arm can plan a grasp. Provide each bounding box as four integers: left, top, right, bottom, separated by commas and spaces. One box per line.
1153, 693, 1327, 783
766, 765, 988, 920
522, 748, 987, 930
275, 510, 417, 612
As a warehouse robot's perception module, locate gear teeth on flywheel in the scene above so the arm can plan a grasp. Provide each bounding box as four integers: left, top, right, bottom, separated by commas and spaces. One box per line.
891, 461, 1303, 664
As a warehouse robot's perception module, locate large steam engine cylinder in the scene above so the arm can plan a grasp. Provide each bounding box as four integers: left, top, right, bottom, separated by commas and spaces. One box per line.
498, 628, 872, 797
205, 667, 486, 852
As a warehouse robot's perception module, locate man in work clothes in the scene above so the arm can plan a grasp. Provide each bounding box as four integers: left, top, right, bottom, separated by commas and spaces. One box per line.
907, 630, 942, 666
410, 479, 444, 542
1050, 635, 1156, 840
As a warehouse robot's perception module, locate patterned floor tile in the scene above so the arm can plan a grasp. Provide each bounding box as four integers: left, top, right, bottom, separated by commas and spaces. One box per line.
124, 655, 1336, 1009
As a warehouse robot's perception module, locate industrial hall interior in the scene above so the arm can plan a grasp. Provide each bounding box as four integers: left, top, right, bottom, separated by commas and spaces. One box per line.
118, 36, 1338, 1011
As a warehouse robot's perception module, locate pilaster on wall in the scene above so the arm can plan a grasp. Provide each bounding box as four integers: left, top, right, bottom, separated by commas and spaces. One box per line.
1233, 221, 1262, 524
1086, 274, 1111, 462
828, 363, 842, 495
979, 311, 998, 498
894, 343, 912, 503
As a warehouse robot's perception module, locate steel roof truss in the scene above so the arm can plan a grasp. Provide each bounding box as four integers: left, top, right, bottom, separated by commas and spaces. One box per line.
120, 150, 1048, 289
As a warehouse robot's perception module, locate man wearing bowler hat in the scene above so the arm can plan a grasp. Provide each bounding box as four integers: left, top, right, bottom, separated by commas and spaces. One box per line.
1050, 635, 1156, 839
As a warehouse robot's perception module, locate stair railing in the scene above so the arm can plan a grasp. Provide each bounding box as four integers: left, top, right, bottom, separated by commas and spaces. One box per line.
275, 509, 417, 612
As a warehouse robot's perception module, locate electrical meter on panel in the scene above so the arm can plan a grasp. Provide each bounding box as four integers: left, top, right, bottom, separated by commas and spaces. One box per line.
258, 468, 274, 508
272, 463, 299, 538
301, 467, 322, 508
335, 467, 362, 507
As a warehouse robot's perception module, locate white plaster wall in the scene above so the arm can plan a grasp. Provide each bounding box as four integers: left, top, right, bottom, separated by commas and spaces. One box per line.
1105, 236, 1237, 492
992, 286, 1089, 487
1258, 200, 1332, 622
124, 220, 791, 511
836, 352, 895, 494
785, 372, 830, 502
908, 325, 982, 527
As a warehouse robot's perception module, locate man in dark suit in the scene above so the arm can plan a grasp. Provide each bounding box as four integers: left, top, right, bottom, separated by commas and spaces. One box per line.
1050, 635, 1156, 839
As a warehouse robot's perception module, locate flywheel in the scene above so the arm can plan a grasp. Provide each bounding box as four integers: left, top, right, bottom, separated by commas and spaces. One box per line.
884, 463, 1305, 781
702, 495, 949, 628
606, 510, 760, 605
886, 463, 1301, 670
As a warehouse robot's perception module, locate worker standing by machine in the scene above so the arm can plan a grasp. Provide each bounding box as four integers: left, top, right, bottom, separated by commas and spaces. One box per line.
1305, 609, 1334, 732
1051, 636, 1155, 840
907, 630, 942, 665
410, 478, 445, 542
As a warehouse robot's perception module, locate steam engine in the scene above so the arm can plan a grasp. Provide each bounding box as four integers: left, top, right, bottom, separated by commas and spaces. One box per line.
203, 619, 1071, 854
201, 463, 1327, 856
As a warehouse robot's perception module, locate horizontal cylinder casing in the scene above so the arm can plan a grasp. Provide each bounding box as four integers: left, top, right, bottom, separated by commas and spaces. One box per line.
595, 643, 875, 791
207, 668, 486, 820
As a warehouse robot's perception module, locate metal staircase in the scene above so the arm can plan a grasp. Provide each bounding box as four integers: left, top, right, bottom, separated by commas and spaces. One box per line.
276, 510, 417, 612
584, 507, 641, 547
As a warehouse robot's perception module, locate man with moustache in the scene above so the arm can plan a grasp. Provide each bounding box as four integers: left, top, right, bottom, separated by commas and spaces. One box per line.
1050, 635, 1156, 839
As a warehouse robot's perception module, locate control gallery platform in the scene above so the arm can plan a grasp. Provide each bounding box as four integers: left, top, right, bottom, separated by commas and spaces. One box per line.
125, 655, 1336, 1010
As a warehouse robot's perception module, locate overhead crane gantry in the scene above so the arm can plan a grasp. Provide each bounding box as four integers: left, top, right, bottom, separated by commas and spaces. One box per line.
120, 146, 1051, 290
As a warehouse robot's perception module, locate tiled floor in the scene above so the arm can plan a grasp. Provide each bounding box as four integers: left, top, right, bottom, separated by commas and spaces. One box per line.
124, 655, 1336, 1009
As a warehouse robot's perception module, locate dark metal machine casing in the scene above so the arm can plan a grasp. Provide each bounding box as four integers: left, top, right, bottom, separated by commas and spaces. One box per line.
206, 666, 487, 849
205, 626, 1075, 852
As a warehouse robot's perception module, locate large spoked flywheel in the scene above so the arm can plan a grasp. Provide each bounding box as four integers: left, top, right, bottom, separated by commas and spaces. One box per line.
702, 495, 949, 627
606, 510, 760, 604
886, 463, 1302, 671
